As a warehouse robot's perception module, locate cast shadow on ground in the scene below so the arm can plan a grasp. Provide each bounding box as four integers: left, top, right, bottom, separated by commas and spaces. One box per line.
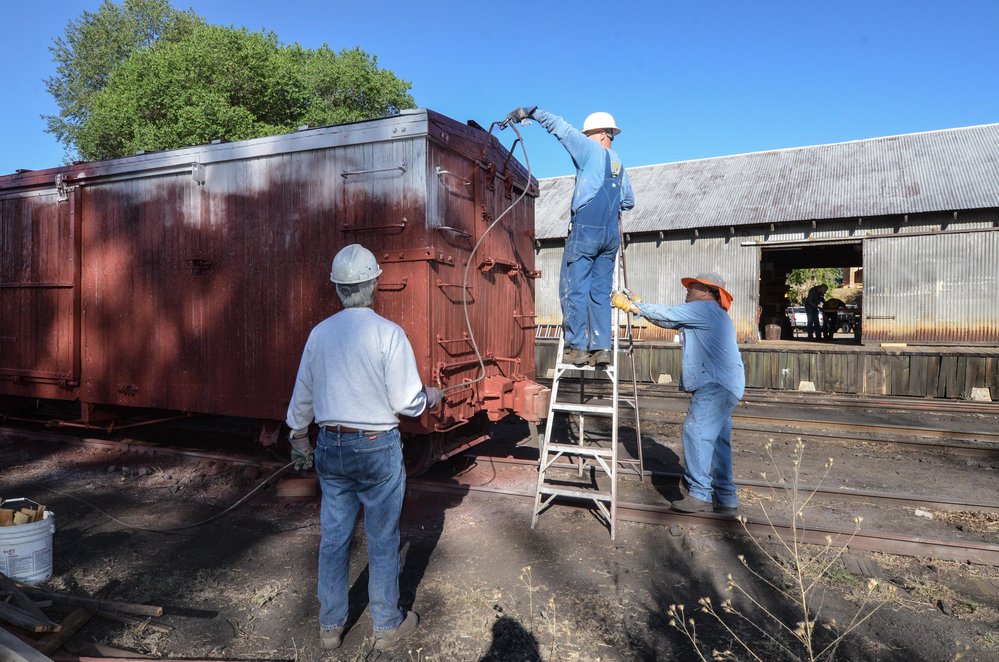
478, 615, 541, 662
321, 469, 471, 637
627, 504, 946, 661
398, 465, 469, 617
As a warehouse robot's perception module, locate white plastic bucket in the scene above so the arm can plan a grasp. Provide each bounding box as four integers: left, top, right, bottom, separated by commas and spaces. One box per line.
0, 499, 55, 584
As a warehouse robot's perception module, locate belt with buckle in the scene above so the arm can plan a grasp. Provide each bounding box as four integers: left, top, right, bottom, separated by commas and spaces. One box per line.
320, 424, 364, 434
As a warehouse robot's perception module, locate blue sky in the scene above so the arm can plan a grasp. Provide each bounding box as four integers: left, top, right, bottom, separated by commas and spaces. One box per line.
1, 0, 997, 180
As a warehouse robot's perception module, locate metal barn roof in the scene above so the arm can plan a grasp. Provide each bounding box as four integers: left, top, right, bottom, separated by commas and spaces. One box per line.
535, 123, 999, 239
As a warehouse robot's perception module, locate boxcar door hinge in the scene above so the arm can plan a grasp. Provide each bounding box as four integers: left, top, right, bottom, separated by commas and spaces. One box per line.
478, 257, 520, 276
55, 174, 76, 202
191, 162, 206, 185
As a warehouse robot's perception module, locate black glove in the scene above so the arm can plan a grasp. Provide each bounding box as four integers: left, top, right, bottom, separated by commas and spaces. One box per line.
507, 106, 537, 124
424, 386, 443, 410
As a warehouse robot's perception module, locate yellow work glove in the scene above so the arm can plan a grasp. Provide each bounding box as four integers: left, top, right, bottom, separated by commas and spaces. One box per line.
611, 291, 636, 314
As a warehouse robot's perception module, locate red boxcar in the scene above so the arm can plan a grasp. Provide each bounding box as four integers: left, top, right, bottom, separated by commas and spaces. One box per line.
0, 109, 548, 469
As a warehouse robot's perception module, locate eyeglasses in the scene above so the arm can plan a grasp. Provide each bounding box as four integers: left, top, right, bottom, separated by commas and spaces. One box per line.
603, 131, 614, 142
689, 283, 718, 295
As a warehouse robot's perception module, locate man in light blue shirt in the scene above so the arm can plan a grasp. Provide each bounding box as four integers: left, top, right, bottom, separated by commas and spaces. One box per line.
613, 272, 745, 513
508, 106, 635, 366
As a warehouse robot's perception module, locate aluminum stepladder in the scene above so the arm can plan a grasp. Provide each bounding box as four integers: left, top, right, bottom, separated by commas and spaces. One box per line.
531, 248, 643, 540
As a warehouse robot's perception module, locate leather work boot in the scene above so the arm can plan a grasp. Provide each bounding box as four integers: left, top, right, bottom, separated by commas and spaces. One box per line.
713, 503, 739, 515
561, 347, 589, 366
319, 625, 345, 649
588, 349, 612, 366
373, 611, 420, 651
670, 494, 714, 513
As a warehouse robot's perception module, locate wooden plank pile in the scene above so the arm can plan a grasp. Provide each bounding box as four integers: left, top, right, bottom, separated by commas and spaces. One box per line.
0, 571, 170, 661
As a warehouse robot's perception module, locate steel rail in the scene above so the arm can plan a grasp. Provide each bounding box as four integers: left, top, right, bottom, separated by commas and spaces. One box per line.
552, 385, 999, 448
0, 425, 285, 469
733, 415, 999, 444
408, 476, 999, 566
542, 378, 999, 415
457, 453, 999, 515
6, 423, 997, 565
639, 411, 999, 453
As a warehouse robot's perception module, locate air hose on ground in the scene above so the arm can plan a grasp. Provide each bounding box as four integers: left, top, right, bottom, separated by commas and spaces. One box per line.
28, 460, 297, 535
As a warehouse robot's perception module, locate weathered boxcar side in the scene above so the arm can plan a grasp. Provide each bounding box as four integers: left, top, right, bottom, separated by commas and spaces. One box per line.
0, 109, 546, 464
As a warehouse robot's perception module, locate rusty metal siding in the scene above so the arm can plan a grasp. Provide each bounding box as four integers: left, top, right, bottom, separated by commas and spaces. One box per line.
626, 234, 760, 343
535, 233, 760, 343
864, 230, 999, 344
534, 243, 562, 326
537, 213, 999, 345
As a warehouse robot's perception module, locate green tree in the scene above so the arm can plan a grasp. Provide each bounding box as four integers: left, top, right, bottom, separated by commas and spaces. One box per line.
48, 2, 416, 162
44, 0, 205, 161
785, 268, 842, 305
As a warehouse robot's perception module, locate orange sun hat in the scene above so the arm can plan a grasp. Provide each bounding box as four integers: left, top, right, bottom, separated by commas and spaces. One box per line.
681, 272, 734, 311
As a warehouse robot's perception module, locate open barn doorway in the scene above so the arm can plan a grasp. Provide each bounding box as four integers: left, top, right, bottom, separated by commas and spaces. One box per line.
759, 241, 863, 342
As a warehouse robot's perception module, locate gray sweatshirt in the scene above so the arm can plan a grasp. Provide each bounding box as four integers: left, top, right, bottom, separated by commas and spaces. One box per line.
286, 307, 428, 431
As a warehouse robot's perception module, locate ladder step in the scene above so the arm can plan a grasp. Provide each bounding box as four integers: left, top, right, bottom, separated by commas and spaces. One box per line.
550, 402, 616, 414
555, 362, 618, 373
544, 443, 614, 458
538, 486, 612, 502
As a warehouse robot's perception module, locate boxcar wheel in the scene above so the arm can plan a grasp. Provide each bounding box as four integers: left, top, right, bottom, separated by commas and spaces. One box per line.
403, 433, 442, 476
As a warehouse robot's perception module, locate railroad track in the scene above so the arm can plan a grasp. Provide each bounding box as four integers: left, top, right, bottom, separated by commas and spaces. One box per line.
549, 382, 999, 452
540, 378, 999, 415
410, 456, 999, 567
454, 452, 999, 516
5, 423, 997, 567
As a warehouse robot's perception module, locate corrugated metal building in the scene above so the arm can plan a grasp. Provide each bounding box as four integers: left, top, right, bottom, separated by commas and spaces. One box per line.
534, 123, 999, 346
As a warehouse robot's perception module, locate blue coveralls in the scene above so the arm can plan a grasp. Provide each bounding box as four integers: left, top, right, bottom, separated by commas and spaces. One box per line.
534, 109, 635, 352
637, 300, 746, 508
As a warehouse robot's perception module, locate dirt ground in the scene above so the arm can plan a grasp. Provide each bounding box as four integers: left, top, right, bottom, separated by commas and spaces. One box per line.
2, 400, 999, 662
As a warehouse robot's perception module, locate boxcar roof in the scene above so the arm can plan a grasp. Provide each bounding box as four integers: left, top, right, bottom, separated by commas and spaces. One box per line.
0, 108, 531, 193
535, 122, 999, 239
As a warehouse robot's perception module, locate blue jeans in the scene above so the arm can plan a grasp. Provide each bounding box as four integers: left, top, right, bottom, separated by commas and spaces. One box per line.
314, 427, 405, 632
559, 214, 619, 351
805, 304, 821, 339
681, 383, 740, 508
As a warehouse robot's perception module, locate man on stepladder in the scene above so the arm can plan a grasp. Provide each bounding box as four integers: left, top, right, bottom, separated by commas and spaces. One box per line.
507, 106, 635, 366
612, 273, 745, 513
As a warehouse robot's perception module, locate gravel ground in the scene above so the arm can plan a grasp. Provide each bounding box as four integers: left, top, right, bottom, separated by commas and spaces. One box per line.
2, 401, 999, 661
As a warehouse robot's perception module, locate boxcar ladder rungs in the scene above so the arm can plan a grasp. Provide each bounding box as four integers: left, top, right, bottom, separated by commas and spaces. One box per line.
531, 250, 643, 540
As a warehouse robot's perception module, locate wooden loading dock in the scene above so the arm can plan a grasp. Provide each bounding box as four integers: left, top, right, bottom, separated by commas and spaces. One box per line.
537, 340, 999, 401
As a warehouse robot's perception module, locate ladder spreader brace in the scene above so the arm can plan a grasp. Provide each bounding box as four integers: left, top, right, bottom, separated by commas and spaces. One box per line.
531, 249, 644, 540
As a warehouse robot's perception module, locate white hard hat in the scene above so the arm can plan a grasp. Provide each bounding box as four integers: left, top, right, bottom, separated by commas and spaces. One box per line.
582, 111, 621, 137
330, 244, 382, 284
